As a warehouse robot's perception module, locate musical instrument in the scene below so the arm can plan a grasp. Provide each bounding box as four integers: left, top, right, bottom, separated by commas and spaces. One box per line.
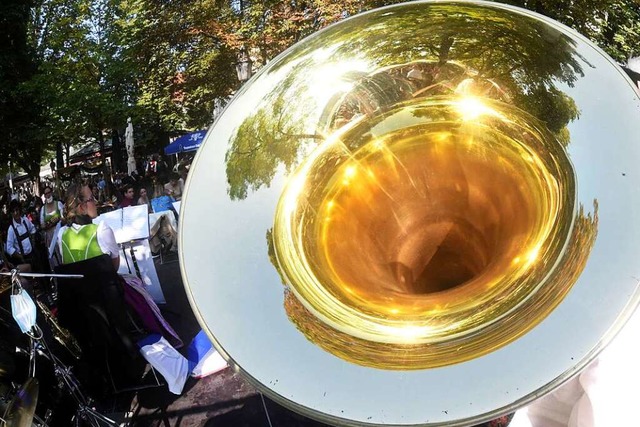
0, 269, 116, 427
0, 275, 82, 362
1, 378, 39, 427
34, 300, 82, 361
180, 1, 640, 425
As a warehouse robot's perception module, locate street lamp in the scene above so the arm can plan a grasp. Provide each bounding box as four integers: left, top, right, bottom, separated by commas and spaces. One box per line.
236, 46, 253, 83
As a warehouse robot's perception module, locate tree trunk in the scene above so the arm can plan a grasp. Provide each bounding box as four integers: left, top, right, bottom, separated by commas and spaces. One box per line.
98, 129, 108, 179
111, 128, 121, 174
56, 140, 64, 170
27, 162, 41, 196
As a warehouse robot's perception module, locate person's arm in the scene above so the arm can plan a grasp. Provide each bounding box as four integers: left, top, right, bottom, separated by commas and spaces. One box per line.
40, 206, 46, 228
58, 202, 65, 224
6, 226, 17, 256
54, 226, 64, 263
25, 217, 36, 235
97, 222, 120, 271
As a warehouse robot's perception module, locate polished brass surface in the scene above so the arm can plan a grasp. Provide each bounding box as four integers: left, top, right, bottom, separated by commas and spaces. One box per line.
273, 92, 590, 369
181, 0, 640, 425
35, 300, 82, 360
274, 93, 586, 368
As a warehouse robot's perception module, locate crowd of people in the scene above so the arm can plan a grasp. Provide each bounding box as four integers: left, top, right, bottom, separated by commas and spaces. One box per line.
0, 155, 192, 408
88, 159, 189, 213
0, 153, 193, 274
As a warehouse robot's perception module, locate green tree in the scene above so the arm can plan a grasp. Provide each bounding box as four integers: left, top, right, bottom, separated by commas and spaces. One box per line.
0, 0, 47, 184
225, 95, 323, 200
495, 0, 640, 62
29, 0, 92, 166
28, 0, 139, 173
107, 0, 236, 152
592, 0, 640, 63
4, 0, 636, 187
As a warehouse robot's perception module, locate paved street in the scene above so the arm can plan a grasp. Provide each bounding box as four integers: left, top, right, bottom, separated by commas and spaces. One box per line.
97, 254, 507, 427
108, 254, 331, 427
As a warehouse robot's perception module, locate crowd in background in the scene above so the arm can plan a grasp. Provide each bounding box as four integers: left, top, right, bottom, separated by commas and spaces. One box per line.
0, 154, 190, 410
89, 153, 192, 211
0, 152, 193, 274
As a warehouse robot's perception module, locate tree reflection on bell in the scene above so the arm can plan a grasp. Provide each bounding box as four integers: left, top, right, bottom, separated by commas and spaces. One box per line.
181, 1, 640, 426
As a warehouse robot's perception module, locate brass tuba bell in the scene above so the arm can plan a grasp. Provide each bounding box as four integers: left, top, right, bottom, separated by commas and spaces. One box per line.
180, 1, 640, 425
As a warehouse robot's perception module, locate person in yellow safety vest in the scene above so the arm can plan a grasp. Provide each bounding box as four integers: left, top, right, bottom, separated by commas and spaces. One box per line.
55, 182, 182, 349
57, 183, 120, 271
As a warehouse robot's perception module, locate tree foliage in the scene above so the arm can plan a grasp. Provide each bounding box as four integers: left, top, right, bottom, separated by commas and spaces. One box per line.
495, 0, 640, 62
21, 0, 138, 175
0, 0, 638, 181
0, 0, 47, 181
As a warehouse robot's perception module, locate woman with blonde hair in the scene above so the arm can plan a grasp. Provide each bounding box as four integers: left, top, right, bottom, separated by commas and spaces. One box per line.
40, 185, 64, 267
58, 182, 119, 271
57, 182, 182, 348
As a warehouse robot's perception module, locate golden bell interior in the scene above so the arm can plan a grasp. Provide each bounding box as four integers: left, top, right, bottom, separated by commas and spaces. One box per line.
179, 0, 640, 423
274, 95, 581, 367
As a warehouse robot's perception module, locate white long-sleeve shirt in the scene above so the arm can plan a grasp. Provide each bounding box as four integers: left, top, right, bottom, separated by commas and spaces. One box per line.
6, 216, 36, 256
56, 222, 120, 262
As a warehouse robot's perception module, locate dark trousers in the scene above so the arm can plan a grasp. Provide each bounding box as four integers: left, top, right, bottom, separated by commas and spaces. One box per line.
7, 252, 32, 267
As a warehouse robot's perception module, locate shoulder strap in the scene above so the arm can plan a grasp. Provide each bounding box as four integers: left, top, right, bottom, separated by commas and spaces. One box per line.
23, 219, 33, 234
21, 219, 33, 249
10, 222, 25, 256
22, 220, 33, 238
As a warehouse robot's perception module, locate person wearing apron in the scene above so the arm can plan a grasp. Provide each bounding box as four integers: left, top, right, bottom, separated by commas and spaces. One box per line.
40, 186, 64, 269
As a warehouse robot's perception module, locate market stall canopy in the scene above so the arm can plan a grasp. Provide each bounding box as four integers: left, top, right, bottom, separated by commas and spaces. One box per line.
164, 130, 207, 155
68, 139, 113, 164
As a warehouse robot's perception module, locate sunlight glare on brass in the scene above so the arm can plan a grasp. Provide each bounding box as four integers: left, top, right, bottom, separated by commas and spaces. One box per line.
179, 0, 640, 423
273, 93, 583, 368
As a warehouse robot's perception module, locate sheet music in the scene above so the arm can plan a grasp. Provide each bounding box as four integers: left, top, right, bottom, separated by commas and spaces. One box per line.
93, 205, 149, 243
121, 205, 150, 241
93, 209, 125, 241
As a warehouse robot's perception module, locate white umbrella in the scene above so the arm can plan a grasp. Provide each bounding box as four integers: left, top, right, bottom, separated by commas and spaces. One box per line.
125, 117, 136, 175
628, 56, 640, 74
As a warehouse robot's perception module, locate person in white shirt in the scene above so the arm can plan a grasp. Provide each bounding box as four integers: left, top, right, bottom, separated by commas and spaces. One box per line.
55, 182, 182, 348
163, 173, 182, 201
6, 199, 36, 267
177, 169, 188, 196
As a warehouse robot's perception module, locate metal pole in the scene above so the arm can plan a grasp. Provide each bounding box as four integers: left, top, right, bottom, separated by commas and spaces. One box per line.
8, 159, 13, 193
